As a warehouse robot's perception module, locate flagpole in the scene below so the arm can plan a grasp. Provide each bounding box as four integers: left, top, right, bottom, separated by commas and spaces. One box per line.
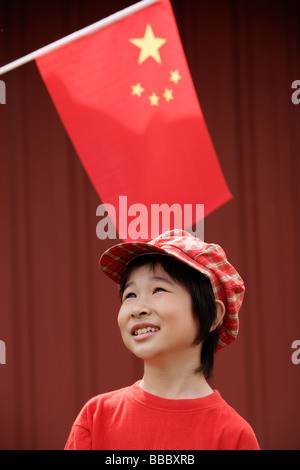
0, 0, 160, 76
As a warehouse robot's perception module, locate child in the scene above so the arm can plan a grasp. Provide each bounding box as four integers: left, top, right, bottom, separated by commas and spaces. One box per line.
65, 229, 259, 450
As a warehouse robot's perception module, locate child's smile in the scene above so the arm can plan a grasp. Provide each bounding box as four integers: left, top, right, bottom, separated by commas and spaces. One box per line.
131, 322, 160, 340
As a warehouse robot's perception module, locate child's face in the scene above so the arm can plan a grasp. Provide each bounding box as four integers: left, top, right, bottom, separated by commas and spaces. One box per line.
118, 262, 201, 365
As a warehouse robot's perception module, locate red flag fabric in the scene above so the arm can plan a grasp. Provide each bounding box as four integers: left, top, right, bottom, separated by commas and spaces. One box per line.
36, 0, 231, 241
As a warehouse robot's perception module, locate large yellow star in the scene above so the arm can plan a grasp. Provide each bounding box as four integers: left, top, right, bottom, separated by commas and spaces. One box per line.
129, 24, 166, 64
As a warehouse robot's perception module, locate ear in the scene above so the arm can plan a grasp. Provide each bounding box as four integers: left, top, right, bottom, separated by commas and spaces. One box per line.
210, 300, 226, 332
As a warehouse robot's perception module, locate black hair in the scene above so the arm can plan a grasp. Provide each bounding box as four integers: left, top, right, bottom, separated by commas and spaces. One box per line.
119, 254, 219, 379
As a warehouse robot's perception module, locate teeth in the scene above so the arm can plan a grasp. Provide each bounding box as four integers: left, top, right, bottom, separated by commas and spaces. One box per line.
134, 326, 159, 336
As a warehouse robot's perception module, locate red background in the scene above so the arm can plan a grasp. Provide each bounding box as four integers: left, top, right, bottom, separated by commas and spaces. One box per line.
0, 0, 299, 449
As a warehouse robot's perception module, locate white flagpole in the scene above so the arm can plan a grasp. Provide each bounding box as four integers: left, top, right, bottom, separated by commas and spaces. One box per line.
0, 0, 160, 76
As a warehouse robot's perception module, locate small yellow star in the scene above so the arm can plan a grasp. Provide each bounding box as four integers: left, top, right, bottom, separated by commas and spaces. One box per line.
148, 92, 159, 106
129, 24, 166, 64
170, 70, 182, 84
131, 83, 144, 97
163, 88, 173, 102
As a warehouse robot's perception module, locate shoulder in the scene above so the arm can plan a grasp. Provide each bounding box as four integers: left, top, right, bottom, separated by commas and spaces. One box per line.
74, 383, 133, 426
215, 394, 260, 449
78, 387, 130, 412
65, 385, 133, 450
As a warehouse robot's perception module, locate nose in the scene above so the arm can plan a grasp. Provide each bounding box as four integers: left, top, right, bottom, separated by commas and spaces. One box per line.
130, 304, 152, 318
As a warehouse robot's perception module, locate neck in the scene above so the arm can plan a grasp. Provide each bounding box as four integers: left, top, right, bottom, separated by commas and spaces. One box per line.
140, 360, 213, 399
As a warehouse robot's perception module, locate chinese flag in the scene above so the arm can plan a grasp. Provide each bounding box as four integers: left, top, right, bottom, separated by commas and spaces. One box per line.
36, 0, 231, 241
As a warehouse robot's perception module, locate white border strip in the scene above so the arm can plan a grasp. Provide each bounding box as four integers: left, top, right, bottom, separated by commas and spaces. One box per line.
0, 0, 159, 76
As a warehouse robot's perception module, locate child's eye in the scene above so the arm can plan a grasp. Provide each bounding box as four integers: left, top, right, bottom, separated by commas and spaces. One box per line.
127, 292, 136, 298
123, 292, 136, 301
154, 287, 166, 293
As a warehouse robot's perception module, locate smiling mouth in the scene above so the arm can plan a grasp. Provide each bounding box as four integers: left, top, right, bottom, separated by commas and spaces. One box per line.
133, 326, 160, 336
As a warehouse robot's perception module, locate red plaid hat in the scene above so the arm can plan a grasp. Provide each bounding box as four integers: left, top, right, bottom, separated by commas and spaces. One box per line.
99, 229, 245, 352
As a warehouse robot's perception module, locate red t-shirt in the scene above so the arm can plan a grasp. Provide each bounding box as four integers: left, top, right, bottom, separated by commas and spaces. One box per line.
65, 381, 259, 450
